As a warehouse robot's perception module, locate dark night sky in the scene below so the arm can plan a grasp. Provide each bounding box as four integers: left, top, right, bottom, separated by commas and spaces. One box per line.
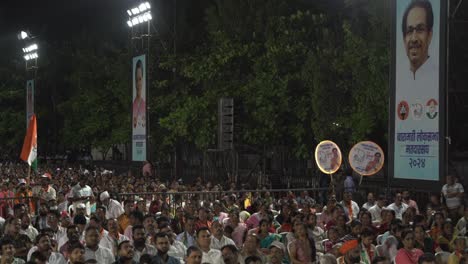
0, 0, 136, 66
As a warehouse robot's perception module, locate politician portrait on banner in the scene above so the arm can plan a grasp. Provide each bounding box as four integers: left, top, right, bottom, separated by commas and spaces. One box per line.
132, 55, 147, 161
394, 0, 441, 180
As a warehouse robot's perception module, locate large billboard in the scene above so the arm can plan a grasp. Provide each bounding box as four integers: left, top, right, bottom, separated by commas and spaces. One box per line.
26, 80, 35, 127
132, 55, 147, 161
391, 0, 446, 181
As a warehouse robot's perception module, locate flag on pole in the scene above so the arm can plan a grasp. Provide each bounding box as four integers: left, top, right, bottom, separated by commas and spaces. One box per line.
20, 114, 37, 171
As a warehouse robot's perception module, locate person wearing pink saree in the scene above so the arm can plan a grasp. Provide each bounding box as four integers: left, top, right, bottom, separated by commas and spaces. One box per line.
395, 229, 423, 264
245, 202, 268, 230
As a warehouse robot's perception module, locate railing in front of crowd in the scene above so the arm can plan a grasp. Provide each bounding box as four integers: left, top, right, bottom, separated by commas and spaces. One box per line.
0, 186, 436, 217
117, 186, 436, 214
118, 188, 330, 213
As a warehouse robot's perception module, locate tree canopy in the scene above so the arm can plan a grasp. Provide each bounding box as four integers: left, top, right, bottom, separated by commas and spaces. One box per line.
0, 0, 390, 162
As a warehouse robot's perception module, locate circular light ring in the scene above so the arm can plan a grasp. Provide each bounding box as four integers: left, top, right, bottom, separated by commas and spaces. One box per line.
314, 140, 342, 174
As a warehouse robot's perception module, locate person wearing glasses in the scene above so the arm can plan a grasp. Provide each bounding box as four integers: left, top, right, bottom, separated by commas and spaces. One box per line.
402, 0, 434, 79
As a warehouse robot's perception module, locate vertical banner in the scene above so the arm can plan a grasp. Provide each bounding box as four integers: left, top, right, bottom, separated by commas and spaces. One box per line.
132, 55, 147, 161
26, 80, 35, 127
393, 0, 444, 181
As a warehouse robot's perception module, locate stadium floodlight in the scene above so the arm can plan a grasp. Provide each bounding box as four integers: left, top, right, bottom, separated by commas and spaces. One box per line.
23, 43, 38, 53
127, 11, 152, 27
138, 3, 147, 12
126, 2, 152, 27
19, 30, 39, 70
132, 17, 139, 26
23, 43, 39, 61
24, 52, 38, 61
131, 8, 140, 15
127, 2, 151, 17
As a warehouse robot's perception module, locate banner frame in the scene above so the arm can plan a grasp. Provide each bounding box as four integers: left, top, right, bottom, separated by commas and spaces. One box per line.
389, 0, 447, 189
131, 54, 148, 162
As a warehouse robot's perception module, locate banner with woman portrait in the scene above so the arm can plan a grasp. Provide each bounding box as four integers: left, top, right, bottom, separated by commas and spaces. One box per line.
132, 55, 147, 161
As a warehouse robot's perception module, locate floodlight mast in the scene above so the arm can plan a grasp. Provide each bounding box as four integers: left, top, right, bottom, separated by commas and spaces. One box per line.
19, 30, 39, 130
19, 30, 39, 71
126, 1, 152, 30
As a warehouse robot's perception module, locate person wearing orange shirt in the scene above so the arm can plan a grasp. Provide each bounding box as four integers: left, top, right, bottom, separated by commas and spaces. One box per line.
15, 179, 35, 215
117, 200, 134, 234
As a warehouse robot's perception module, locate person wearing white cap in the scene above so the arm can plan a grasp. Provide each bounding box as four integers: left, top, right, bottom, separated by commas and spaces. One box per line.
267, 241, 287, 264
100, 191, 124, 220
73, 203, 90, 223
32, 172, 57, 203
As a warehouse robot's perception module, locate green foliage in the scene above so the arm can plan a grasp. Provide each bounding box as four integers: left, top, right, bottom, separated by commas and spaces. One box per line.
155, 0, 390, 158
57, 37, 130, 152
0, 67, 25, 154
0, 0, 390, 162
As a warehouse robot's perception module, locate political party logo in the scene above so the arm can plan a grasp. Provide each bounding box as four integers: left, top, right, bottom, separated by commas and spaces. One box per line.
397, 101, 409, 120
411, 101, 423, 120
426, 98, 438, 119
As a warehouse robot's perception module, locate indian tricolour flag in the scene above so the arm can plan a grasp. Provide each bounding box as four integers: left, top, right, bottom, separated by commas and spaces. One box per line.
20, 114, 37, 171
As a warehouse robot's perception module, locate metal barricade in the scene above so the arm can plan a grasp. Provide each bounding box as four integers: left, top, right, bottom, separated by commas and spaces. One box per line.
116, 186, 434, 215
117, 188, 329, 213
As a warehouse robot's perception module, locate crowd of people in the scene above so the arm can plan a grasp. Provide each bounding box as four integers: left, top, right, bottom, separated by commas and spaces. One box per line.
0, 162, 466, 264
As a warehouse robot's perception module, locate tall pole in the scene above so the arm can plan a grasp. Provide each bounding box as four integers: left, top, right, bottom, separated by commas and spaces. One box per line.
445, 0, 451, 176
146, 20, 151, 163
386, 0, 392, 196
